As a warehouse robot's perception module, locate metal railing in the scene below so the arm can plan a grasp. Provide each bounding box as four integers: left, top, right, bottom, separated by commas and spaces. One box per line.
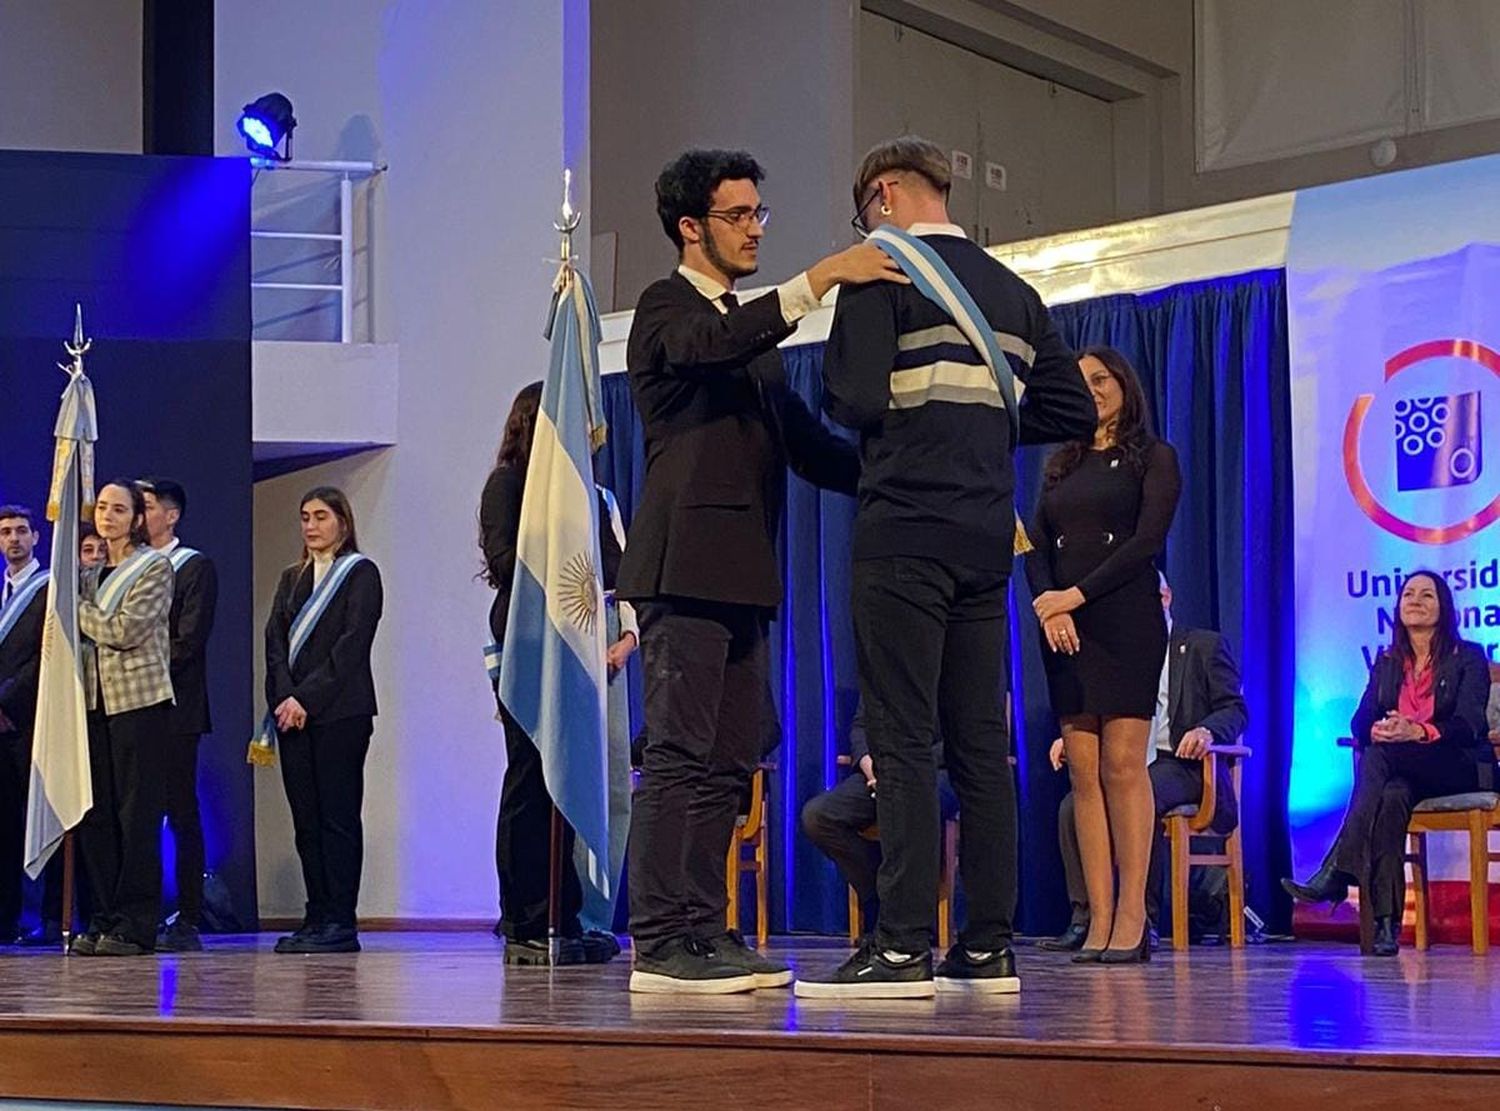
250, 158, 387, 343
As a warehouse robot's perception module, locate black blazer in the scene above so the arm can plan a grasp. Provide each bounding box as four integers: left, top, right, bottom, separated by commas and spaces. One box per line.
1165, 627, 1249, 748
166, 551, 218, 736
1352, 640, 1492, 757
0, 586, 47, 738
265, 557, 383, 726
617, 271, 859, 608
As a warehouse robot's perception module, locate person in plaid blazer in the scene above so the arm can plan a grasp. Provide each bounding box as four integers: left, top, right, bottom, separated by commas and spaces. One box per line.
73, 480, 174, 957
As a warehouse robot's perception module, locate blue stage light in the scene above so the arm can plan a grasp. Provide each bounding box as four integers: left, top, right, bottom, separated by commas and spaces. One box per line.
236, 93, 297, 161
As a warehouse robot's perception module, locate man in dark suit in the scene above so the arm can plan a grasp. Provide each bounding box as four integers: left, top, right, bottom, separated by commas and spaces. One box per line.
138, 478, 217, 952
619, 148, 906, 994
1044, 576, 1248, 949
0, 505, 48, 943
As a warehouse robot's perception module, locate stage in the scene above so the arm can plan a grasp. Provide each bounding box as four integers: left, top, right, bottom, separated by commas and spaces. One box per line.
0, 935, 1497, 1109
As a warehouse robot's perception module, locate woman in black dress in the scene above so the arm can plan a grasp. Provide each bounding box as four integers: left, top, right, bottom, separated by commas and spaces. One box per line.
1026, 347, 1180, 963
480, 382, 636, 965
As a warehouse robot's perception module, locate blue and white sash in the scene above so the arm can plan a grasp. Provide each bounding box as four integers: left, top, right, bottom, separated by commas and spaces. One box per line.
0, 571, 50, 647
167, 546, 200, 572
248, 553, 368, 767
95, 548, 167, 615
867, 225, 1023, 443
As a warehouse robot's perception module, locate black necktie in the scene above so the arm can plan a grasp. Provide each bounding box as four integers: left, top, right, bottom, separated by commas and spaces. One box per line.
720, 291, 739, 312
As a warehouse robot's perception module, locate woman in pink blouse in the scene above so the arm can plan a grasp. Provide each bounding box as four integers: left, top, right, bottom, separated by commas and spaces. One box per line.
1283, 570, 1491, 955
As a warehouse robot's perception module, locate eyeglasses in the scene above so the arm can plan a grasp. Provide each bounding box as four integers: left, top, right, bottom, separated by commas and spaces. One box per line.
850, 180, 897, 237
704, 205, 770, 230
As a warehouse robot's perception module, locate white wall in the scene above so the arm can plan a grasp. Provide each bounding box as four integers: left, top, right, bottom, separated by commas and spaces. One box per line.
0, 0, 142, 153
221, 0, 587, 921
590, 0, 856, 310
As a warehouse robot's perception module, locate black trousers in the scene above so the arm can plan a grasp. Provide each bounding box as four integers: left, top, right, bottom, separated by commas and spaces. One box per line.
801, 769, 959, 932
0, 730, 28, 933
278, 716, 372, 929
76, 702, 170, 946
853, 556, 1015, 953
1332, 741, 1481, 918
495, 703, 582, 941
627, 599, 767, 953
162, 732, 205, 926
1058, 752, 1237, 928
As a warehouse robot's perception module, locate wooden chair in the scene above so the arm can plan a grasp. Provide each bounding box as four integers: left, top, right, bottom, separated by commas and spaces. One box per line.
1338, 726, 1500, 954
1160, 743, 1251, 951
726, 763, 772, 946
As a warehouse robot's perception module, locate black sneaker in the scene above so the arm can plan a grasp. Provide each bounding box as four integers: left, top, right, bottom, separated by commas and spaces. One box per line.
628, 936, 757, 995
156, 921, 204, 953
793, 940, 935, 999
93, 933, 153, 957
935, 944, 1021, 994
69, 932, 100, 956
276, 924, 360, 954
579, 930, 622, 965
504, 936, 584, 966
701, 930, 792, 988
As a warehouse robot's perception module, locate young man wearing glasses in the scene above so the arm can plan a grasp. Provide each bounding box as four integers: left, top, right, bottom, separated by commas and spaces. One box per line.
796, 136, 1096, 999
619, 148, 904, 994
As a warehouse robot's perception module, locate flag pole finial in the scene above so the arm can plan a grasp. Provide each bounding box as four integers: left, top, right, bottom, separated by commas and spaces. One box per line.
62, 304, 91, 377
556, 168, 581, 267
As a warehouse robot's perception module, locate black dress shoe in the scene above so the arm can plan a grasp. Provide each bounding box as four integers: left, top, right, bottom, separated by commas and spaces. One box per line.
1100, 928, 1151, 964
70, 932, 101, 956
1372, 915, 1400, 957
1281, 864, 1353, 907
278, 924, 360, 954
94, 933, 153, 957
1039, 923, 1089, 952
156, 922, 204, 953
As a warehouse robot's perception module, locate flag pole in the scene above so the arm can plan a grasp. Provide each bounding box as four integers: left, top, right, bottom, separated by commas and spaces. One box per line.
545, 168, 582, 969
60, 832, 75, 953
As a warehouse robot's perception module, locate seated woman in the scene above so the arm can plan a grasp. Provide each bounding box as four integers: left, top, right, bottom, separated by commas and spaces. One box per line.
1283, 570, 1491, 955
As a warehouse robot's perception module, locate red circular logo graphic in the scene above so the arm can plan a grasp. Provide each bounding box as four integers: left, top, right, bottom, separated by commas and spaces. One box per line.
1342, 338, 1500, 544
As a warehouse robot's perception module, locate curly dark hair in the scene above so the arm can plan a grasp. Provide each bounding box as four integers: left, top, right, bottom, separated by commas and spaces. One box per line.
655, 149, 765, 250
1043, 346, 1156, 488
495, 382, 543, 475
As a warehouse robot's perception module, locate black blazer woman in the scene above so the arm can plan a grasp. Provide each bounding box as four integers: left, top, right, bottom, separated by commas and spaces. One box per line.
1284, 570, 1491, 955
263, 487, 383, 954
73, 481, 174, 957
1026, 347, 1181, 963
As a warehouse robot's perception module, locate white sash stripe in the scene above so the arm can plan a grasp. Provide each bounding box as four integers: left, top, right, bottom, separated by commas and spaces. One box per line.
890, 360, 1003, 405
95, 549, 166, 616
0, 572, 49, 647
288, 553, 367, 668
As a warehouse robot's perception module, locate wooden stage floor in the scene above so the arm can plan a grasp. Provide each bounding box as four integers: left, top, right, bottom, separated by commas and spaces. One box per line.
0, 932, 1498, 1110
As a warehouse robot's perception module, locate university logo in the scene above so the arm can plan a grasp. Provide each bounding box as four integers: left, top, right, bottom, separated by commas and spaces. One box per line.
1343, 339, 1500, 544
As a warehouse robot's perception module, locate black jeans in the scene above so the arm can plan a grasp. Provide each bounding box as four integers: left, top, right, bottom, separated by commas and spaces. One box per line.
162, 732, 205, 927
278, 716, 372, 929
853, 556, 1014, 953
627, 599, 768, 953
76, 702, 170, 946
495, 703, 582, 941
1332, 741, 1481, 918
1059, 752, 1237, 928
801, 768, 959, 932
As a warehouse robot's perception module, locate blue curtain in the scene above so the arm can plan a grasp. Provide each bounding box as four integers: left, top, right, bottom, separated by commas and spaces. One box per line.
599, 267, 1294, 936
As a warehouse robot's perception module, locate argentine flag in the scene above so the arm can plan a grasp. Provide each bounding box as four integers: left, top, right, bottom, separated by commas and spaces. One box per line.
25, 314, 97, 877
498, 264, 614, 906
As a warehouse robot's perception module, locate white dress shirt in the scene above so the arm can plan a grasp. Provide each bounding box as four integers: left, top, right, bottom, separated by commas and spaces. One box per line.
1146, 616, 1175, 765
311, 549, 335, 589
3, 557, 40, 609
907, 222, 968, 238
676, 264, 821, 323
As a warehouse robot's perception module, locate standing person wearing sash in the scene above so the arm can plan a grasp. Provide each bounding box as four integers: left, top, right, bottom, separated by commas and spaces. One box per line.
262, 487, 383, 955
138, 478, 217, 953
480, 382, 636, 965
0, 505, 50, 943
798, 137, 1095, 998
74, 481, 175, 957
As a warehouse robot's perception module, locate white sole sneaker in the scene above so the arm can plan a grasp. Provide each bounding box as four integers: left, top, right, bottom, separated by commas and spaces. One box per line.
752, 968, 795, 989
792, 978, 936, 1000
935, 975, 1021, 995
628, 969, 758, 994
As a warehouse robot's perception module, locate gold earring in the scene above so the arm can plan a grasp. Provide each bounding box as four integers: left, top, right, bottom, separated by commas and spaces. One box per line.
879, 204, 892, 216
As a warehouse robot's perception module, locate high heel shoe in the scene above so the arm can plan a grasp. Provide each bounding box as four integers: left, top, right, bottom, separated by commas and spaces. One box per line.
1099, 928, 1151, 964
1280, 863, 1352, 908
1070, 947, 1105, 964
